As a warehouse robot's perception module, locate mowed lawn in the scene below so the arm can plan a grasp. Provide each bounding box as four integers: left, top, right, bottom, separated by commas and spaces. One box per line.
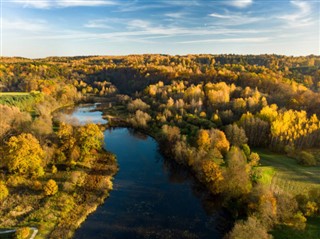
272, 216, 320, 239
256, 149, 320, 196
0, 92, 30, 96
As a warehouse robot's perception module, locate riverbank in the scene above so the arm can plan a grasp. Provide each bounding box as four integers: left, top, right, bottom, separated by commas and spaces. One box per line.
74, 127, 231, 239
0, 104, 118, 239
44, 151, 118, 239
0, 149, 118, 239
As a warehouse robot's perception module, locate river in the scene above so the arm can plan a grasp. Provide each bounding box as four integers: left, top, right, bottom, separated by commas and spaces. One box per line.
65, 104, 231, 239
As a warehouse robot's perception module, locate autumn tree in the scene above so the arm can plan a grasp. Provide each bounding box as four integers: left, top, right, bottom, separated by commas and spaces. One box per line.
0, 181, 9, 201
78, 123, 104, 159
205, 82, 232, 105
31, 114, 53, 143
127, 99, 150, 112
249, 152, 260, 167
57, 122, 79, 164
15, 227, 30, 239
161, 125, 180, 143
129, 110, 151, 128
199, 160, 224, 194
271, 110, 320, 149
224, 146, 251, 197
238, 112, 270, 147
0, 105, 31, 140
207, 129, 230, 159
225, 124, 248, 146
197, 129, 211, 151
258, 104, 278, 122
226, 216, 272, 239
7, 133, 44, 177
43, 179, 58, 196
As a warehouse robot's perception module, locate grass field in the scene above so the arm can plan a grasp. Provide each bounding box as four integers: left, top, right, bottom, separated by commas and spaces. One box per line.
0, 92, 42, 111
0, 92, 30, 96
256, 149, 320, 238
271, 217, 320, 239
256, 149, 320, 196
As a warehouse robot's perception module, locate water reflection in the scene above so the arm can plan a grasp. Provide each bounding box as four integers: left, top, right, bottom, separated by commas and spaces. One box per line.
68, 106, 232, 239
58, 103, 107, 125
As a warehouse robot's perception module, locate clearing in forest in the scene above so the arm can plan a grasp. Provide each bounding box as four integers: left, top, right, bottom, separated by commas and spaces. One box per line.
257, 149, 320, 196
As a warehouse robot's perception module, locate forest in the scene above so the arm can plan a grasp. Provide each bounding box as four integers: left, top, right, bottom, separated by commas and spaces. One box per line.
0, 54, 320, 239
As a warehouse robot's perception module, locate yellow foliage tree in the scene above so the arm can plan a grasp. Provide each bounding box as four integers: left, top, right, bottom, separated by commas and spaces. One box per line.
43, 179, 58, 196
15, 227, 30, 239
0, 181, 9, 201
197, 129, 211, 151
78, 123, 104, 159
7, 133, 44, 177
200, 160, 224, 194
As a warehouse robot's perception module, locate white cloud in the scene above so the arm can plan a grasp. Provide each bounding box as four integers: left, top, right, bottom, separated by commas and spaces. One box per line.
209, 13, 232, 19
11, 0, 51, 9
209, 11, 263, 25
127, 20, 151, 30
179, 37, 270, 44
2, 18, 47, 31
115, 3, 165, 12
24, 23, 275, 43
11, 0, 117, 8
165, 12, 186, 19
84, 19, 114, 29
57, 0, 117, 7
278, 1, 313, 27
226, 0, 253, 8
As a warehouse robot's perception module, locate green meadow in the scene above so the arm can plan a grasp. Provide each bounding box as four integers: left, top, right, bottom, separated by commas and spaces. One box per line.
257, 149, 320, 195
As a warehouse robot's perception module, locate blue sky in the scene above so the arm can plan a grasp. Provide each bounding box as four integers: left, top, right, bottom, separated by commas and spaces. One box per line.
1, 0, 319, 58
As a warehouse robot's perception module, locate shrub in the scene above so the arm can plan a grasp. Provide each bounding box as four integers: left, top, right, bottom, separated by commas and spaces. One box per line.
241, 144, 251, 158
51, 165, 58, 174
291, 212, 307, 230
6, 175, 27, 187
249, 152, 260, 166
304, 201, 318, 216
284, 144, 295, 157
32, 180, 42, 191
298, 151, 317, 166
43, 179, 58, 196
199, 111, 206, 118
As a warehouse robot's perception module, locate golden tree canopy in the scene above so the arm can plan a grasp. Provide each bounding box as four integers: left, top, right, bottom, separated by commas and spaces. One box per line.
7, 133, 44, 177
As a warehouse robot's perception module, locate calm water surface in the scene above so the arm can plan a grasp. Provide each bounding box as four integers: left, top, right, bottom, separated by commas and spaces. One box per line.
70, 105, 230, 239
60, 103, 107, 125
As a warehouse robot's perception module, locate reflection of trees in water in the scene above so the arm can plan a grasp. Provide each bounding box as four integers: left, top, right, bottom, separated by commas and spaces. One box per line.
162, 157, 190, 184
127, 128, 148, 140
96, 224, 199, 239
162, 156, 233, 234
106, 128, 233, 237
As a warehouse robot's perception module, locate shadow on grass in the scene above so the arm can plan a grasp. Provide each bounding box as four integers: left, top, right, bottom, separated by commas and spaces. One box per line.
271, 217, 320, 239
256, 149, 320, 185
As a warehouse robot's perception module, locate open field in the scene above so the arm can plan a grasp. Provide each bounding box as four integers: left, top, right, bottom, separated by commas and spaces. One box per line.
0, 92, 42, 111
271, 217, 320, 239
0, 92, 30, 96
256, 149, 320, 196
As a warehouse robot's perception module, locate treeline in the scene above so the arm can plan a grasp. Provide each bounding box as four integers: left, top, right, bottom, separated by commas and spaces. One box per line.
0, 57, 118, 238
1, 54, 320, 238
0, 103, 117, 238
107, 55, 320, 238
